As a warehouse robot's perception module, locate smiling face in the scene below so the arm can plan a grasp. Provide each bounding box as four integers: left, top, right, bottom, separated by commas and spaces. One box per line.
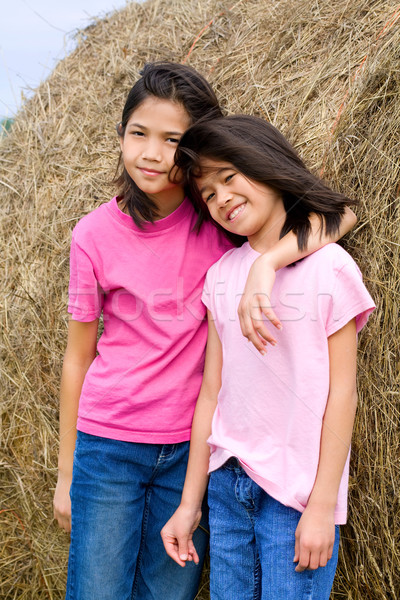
119, 96, 191, 216
196, 159, 286, 251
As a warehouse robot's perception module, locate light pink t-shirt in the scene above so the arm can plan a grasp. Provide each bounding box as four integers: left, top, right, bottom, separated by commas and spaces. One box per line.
202, 242, 375, 524
68, 197, 232, 443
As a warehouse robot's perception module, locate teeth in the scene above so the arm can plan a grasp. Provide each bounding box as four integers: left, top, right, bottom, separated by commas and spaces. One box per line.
228, 204, 245, 220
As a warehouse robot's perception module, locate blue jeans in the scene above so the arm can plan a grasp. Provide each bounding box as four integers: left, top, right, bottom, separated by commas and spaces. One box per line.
208, 459, 340, 600
66, 431, 208, 600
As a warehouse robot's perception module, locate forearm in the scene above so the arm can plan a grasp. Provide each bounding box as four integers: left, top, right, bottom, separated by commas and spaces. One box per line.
161, 313, 221, 565
294, 320, 357, 571
160, 391, 215, 566
58, 358, 94, 475
308, 318, 358, 510
308, 390, 357, 510
180, 391, 217, 510
294, 389, 357, 571
261, 207, 357, 271
54, 319, 98, 531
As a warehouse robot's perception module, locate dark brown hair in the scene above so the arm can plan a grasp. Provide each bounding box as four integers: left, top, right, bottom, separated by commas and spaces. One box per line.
114, 62, 223, 226
174, 115, 357, 250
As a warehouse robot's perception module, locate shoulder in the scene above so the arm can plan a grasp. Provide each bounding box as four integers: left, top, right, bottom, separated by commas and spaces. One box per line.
206, 245, 244, 280
196, 219, 235, 263
201, 219, 234, 246
302, 243, 362, 277
72, 199, 114, 244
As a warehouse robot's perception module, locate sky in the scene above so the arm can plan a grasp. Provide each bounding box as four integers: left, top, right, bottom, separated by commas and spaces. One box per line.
0, 0, 134, 120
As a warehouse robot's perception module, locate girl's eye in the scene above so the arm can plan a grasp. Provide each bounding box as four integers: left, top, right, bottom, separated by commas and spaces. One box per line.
131, 131, 144, 137
204, 192, 215, 203
166, 137, 180, 144
225, 173, 235, 183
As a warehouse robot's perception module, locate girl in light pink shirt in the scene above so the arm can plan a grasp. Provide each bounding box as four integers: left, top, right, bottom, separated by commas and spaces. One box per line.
53, 62, 356, 600
162, 115, 375, 600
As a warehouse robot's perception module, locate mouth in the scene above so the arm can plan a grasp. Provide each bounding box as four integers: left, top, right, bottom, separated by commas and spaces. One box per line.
227, 203, 246, 222
138, 167, 164, 176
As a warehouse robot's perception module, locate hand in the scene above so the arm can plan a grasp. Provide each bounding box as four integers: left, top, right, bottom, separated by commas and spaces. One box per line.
161, 505, 202, 567
53, 471, 72, 532
238, 254, 282, 352
294, 505, 336, 572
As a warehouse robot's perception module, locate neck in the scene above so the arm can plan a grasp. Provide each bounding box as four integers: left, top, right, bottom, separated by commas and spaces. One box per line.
117, 188, 185, 220
152, 188, 185, 220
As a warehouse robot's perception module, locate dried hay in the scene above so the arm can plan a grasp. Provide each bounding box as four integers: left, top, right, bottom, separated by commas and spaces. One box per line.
1, 0, 399, 598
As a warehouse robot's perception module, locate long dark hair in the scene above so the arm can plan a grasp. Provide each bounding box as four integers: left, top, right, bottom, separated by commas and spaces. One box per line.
174, 115, 357, 250
114, 62, 223, 226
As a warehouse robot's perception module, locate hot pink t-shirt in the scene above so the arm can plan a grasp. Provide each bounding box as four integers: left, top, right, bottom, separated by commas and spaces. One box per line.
202, 242, 375, 524
68, 197, 232, 443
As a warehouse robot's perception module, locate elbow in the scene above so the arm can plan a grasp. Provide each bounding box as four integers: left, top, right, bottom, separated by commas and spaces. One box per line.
344, 207, 358, 232
325, 387, 358, 420
62, 351, 96, 373
343, 389, 358, 420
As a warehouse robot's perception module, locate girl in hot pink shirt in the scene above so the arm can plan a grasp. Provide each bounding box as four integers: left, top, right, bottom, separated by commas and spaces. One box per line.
53, 63, 356, 600
162, 115, 375, 600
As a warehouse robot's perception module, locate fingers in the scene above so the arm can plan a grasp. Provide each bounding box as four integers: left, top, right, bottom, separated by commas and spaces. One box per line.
160, 525, 200, 568
186, 539, 200, 565
319, 550, 329, 568
294, 546, 309, 572
53, 505, 71, 532
327, 544, 334, 561
240, 307, 269, 353
293, 537, 299, 565
177, 537, 190, 563
60, 515, 71, 533
53, 476, 72, 532
238, 298, 282, 353
176, 537, 199, 565
294, 545, 332, 572
260, 306, 282, 332
160, 529, 187, 567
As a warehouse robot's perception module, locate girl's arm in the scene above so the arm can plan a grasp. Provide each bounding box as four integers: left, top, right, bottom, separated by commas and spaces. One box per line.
53, 318, 98, 532
239, 207, 357, 351
161, 311, 222, 566
294, 318, 357, 572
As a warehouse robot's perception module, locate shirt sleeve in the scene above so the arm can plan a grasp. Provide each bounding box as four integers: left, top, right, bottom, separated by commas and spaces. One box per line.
202, 263, 218, 318
326, 256, 375, 337
68, 231, 104, 322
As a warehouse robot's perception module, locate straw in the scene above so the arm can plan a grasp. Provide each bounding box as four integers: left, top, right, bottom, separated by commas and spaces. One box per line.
1, 0, 398, 597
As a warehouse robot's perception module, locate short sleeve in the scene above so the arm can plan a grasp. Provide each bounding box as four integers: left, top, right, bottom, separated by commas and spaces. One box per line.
68, 232, 104, 322
202, 263, 219, 318
326, 257, 375, 337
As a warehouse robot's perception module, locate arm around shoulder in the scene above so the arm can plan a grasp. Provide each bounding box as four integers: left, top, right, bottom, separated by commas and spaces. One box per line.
238, 207, 357, 351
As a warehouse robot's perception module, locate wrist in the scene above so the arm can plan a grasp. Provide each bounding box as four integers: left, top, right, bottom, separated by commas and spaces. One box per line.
57, 465, 73, 479
306, 494, 337, 514
177, 503, 203, 522
180, 494, 204, 513
256, 251, 279, 272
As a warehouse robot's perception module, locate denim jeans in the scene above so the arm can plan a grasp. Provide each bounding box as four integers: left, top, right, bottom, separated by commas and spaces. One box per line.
208, 458, 340, 600
66, 431, 208, 600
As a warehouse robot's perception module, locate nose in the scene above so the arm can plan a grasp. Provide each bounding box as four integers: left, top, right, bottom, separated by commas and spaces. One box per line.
141, 138, 162, 162
216, 188, 232, 207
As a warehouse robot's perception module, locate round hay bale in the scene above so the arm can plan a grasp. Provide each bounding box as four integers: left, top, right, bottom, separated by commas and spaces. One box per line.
1, 0, 398, 598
